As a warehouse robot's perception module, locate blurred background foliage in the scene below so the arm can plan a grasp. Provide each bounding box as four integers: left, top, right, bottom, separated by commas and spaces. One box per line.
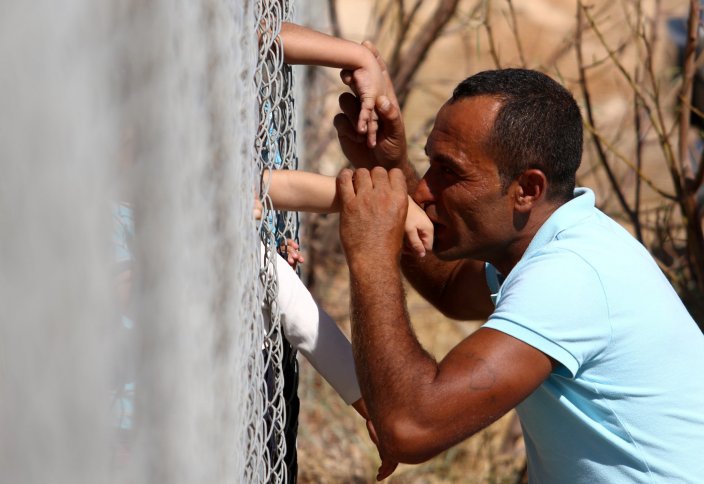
294, 1, 702, 482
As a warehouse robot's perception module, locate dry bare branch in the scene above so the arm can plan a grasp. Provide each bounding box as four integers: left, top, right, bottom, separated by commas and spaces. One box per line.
389, 0, 462, 107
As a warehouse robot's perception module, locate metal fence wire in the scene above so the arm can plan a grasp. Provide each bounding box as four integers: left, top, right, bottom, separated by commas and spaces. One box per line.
247, 0, 300, 482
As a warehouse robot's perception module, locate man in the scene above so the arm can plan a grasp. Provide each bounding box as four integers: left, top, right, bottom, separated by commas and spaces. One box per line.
334, 57, 704, 482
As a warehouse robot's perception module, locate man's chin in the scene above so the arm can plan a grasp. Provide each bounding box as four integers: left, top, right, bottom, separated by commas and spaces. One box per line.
431, 243, 463, 261
432, 239, 483, 262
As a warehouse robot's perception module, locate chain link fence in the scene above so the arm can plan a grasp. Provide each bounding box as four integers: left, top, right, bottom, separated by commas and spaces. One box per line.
248, 0, 301, 482
1, 0, 302, 482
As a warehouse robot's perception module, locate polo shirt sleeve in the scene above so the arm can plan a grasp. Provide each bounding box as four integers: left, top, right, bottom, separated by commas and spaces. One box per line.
483, 248, 612, 377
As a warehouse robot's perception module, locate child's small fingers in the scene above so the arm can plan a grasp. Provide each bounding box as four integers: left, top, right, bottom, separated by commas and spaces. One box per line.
421, 231, 434, 252
405, 233, 426, 258
412, 244, 426, 258
358, 93, 377, 135
253, 198, 263, 220
357, 108, 371, 134
366, 117, 379, 148
361, 95, 376, 113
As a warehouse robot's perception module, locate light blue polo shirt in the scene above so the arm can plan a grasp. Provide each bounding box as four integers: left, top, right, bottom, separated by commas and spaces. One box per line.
484, 188, 704, 483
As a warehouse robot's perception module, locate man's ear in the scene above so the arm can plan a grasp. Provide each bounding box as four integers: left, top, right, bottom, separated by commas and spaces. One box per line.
512, 169, 547, 213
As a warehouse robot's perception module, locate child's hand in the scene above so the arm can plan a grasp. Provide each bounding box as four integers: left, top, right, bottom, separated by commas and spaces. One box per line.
404, 197, 433, 258
279, 238, 305, 270
340, 46, 386, 149
253, 197, 263, 220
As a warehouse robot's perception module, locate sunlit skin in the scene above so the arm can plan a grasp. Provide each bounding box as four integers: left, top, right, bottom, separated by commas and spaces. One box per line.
415, 96, 548, 276
334, 67, 559, 465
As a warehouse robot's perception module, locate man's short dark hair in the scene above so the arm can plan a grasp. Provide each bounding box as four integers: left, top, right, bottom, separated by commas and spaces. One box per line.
451, 69, 582, 202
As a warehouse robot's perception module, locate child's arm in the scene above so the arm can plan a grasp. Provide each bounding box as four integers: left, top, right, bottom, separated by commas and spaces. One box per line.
279, 23, 372, 70
262, 169, 433, 257
262, 168, 338, 213
279, 22, 385, 147
266, 243, 398, 480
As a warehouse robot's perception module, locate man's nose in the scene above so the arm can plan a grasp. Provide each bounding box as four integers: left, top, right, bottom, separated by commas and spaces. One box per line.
413, 176, 435, 206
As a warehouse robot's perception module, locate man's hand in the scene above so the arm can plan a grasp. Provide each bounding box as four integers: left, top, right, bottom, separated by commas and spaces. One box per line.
367, 419, 399, 481
335, 42, 407, 170
344, 46, 386, 149
337, 167, 408, 265
342, 41, 401, 110
352, 398, 399, 481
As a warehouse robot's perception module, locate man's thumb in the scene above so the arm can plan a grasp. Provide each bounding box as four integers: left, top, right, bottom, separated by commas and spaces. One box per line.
376, 95, 401, 130
377, 95, 392, 114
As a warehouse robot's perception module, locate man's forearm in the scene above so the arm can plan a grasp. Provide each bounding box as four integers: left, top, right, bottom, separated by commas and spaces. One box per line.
400, 252, 493, 321
348, 256, 438, 455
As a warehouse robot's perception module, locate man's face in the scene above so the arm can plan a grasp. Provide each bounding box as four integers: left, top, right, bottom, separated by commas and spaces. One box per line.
414, 96, 515, 262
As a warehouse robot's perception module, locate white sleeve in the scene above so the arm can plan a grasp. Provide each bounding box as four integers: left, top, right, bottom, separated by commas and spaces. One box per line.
267, 248, 361, 404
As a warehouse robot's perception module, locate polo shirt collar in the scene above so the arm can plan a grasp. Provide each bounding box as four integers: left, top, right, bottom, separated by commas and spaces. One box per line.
521, 187, 595, 262
486, 188, 596, 305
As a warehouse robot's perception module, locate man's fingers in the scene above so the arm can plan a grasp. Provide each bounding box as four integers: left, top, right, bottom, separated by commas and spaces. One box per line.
376, 459, 398, 481
336, 168, 357, 206
363, 413, 399, 480
366, 419, 379, 445
362, 40, 387, 71
333, 113, 364, 144
353, 168, 372, 193
340, 69, 353, 86
376, 95, 401, 125
370, 166, 390, 190
339, 92, 362, 125
381, 68, 399, 108
389, 167, 407, 194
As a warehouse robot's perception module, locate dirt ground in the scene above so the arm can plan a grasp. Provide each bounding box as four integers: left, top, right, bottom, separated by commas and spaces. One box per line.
295, 1, 690, 482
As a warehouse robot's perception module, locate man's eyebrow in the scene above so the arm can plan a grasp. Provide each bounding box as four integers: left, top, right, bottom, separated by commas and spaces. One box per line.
425, 144, 463, 170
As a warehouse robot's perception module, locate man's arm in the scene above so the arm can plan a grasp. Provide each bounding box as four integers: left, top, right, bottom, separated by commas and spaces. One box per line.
351, 399, 398, 481
334, 41, 417, 188
262, 169, 433, 257
337, 168, 553, 463
334, 44, 493, 319
400, 253, 494, 320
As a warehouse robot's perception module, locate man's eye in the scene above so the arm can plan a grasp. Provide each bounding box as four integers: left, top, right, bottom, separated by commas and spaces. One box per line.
441, 166, 455, 176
